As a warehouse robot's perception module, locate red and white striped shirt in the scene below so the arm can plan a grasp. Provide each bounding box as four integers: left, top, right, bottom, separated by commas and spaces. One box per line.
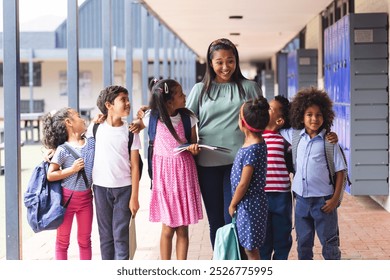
263, 130, 291, 192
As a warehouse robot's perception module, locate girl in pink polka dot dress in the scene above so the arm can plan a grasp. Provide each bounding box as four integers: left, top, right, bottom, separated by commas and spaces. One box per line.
146, 79, 203, 260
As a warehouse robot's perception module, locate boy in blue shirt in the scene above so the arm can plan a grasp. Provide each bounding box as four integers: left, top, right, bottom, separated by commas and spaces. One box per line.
280, 87, 347, 260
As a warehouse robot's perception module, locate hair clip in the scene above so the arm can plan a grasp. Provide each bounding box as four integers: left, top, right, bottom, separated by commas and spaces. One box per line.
164, 83, 169, 94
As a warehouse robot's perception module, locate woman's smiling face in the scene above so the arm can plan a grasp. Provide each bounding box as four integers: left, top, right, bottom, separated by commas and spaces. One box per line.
210, 49, 236, 83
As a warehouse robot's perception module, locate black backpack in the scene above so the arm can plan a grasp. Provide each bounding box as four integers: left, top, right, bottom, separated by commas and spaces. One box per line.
283, 139, 294, 174
93, 123, 143, 180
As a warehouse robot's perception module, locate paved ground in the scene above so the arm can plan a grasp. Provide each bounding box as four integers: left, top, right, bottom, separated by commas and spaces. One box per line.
2, 144, 390, 260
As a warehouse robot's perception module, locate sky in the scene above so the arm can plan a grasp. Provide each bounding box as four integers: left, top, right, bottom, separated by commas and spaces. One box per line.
0, 0, 86, 31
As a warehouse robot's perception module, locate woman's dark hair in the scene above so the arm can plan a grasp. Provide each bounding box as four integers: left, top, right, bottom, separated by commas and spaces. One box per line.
274, 95, 291, 129
96, 85, 128, 115
200, 38, 247, 103
149, 78, 194, 143
242, 96, 270, 137
42, 107, 72, 149
289, 87, 334, 132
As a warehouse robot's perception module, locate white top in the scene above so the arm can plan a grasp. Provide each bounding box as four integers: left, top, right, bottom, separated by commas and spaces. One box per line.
85, 120, 141, 188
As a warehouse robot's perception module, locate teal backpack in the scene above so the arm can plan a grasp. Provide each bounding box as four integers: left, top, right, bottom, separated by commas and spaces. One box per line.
213, 212, 241, 260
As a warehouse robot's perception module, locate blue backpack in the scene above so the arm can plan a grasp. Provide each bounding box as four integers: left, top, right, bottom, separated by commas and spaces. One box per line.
147, 110, 191, 181
24, 161, 65, 233
24, 144, 88, 233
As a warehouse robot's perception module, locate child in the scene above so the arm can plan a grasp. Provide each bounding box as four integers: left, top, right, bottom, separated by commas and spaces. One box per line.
142, 79, 203, 260
85, 85, 141, 260
260, 96, 293, 260
280, 87, 347, 260
43, 108, 94, 260
229, 96, 270, 260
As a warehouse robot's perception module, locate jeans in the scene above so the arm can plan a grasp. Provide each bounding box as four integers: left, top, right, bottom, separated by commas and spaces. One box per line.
93, 184, 132, 260
294, 193, 341, 260
197, 164, 232, 248
260, 191, 293, 260
55, 188, 93, 260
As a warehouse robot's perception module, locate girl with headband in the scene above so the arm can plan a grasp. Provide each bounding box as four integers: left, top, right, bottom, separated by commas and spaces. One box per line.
228, 96, 270, 260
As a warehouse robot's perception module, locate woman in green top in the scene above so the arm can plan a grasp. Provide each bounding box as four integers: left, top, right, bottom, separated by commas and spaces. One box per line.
186, 38, 262, 248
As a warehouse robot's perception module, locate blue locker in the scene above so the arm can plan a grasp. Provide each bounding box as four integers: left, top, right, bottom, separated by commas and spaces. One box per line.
287, 49, 318, 100
330, 25, 337, 100
324, 13, 389, 195
324, 27, 329, 95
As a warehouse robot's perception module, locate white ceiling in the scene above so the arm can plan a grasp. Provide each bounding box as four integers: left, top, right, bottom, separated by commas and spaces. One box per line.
142, 0, 333, 63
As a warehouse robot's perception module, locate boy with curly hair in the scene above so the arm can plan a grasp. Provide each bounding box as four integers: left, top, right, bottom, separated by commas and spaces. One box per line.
280, 87, 347, 260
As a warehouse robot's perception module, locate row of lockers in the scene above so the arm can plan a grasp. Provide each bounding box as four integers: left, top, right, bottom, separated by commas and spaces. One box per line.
324, 13, 389, 196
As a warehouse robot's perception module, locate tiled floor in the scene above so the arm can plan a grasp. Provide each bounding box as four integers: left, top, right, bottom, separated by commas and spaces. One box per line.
288, 194, 390, 260
21, 180, 390, 261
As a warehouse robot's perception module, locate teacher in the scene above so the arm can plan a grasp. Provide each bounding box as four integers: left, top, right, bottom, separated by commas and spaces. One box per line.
186, 38, 262, 248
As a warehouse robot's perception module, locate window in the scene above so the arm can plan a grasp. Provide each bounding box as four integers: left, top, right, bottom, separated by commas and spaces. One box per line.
59, 71, 92, 97
0, 62, 42, 87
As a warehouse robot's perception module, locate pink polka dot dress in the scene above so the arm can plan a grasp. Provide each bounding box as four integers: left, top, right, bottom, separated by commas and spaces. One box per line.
149, 118, 203, 227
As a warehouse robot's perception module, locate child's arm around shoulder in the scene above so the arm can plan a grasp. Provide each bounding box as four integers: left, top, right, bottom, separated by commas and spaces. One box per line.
279, 127, 294, 144
129, 119, 145, 134
129, 107, 149, 134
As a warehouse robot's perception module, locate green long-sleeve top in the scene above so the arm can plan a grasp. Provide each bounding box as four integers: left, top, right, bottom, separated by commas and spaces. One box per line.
186, 79, 262, 167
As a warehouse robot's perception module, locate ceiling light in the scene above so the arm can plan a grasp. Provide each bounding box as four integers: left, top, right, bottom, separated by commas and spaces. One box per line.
229, 15, 243, 19
230, 33, 240, 36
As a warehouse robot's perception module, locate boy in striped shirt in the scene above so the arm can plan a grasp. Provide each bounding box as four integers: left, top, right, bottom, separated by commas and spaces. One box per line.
260, 96, 293, 260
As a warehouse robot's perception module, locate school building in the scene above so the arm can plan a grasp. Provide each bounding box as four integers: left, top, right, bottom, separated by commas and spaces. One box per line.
1, 0, 390, 259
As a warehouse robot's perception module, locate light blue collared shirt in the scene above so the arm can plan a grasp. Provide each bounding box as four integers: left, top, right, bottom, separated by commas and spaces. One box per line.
280, 128, 347, 197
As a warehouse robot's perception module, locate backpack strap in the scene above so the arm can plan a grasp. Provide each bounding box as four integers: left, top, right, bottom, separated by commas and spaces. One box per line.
324, 141, 351, 185
291, 129, 302, 173
128, 131, 134, 155
181, 113, 192, 143
92, 123, 99, 139
148, 111, 159, 144
62, 142, 89, 188
147, 111, 159, 181
283, 138, 294, 174
324, 141, 351, 205
324, 140, 335, 185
